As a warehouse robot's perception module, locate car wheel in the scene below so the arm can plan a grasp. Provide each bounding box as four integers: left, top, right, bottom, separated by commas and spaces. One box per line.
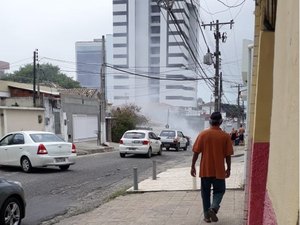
59, 165, 70, 171
158, 146, 162, 155
120, 153, 126, 158
0, 197, 22, 225
146, 148, 152, 158
21, 156, 32, 173
183, 144, 188, 151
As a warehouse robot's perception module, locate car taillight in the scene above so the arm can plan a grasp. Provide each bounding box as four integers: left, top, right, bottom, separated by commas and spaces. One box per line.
37, 144, 48, 154
72, 143, 76, 153
142, 140, 149, 145
119, 139, 124, 144
173, 138, 179, 143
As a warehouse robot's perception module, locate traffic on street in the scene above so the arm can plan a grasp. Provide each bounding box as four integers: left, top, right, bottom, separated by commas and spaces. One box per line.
0, 146, 192, 225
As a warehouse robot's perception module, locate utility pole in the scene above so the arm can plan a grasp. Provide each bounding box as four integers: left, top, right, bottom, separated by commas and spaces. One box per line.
219, 72, 223, 112
202, 20, 234, 112
157, 0, 175, 9
231, 84, 244, 129
99, 35, 106, 145
33, 49, 38, 107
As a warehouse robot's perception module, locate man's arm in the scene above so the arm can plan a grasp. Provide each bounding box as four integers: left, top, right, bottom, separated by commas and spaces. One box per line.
191, 152, 199, 177
225, 155, 231, 178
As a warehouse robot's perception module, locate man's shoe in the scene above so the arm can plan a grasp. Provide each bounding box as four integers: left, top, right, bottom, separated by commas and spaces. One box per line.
203, 217, 211, 223
208, 208, 218, 222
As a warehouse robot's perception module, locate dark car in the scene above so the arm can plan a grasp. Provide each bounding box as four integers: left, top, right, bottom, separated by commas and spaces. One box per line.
0, 178, 26, 225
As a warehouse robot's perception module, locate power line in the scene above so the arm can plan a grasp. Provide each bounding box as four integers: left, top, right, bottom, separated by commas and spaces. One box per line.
174, 1, 201, 56
105, 63, 214, 81
189, 0, 211, 52
216, 0, 246, 8
167, 7, 215, 87
158, 3, 215, 92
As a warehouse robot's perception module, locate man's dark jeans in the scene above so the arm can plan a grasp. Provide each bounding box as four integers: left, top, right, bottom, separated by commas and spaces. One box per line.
201, 177, 226, 218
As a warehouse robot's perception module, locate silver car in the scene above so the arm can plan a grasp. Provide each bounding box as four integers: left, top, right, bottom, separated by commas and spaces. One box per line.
0, 178, 26, 225
159, 129, 188, 151
119, 130, 162, 158
0, 131, 77, 172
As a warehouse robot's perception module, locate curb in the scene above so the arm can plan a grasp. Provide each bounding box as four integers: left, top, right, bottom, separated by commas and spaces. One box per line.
76, 147, 115, 156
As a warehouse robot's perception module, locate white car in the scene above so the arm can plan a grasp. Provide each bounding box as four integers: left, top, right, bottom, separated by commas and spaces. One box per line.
119, 130, 162, 158
0, 131, 76, 172
159, 129, 188, 151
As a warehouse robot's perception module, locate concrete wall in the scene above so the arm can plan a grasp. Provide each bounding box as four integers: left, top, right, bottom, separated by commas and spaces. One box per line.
247, 31, 274, 225
60, 94, 99, 142
0, 107, 45, 137
267, 0, 299, 224
246, 0, 299, 224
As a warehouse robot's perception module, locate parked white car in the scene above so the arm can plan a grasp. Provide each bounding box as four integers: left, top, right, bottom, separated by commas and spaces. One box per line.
119, 130, 162, 158
159, 129, 188, 151
0, 131, 76, 172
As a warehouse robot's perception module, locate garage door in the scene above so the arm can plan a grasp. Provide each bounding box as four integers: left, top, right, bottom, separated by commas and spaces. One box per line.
72, 114, 98, 142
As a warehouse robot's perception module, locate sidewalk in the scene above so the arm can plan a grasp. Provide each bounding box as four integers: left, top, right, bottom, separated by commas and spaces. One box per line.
55, 144, 246, 225
74, 140, 118, 155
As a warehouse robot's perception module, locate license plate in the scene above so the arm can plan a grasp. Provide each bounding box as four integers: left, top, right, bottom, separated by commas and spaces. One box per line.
128, 147, 137, 150
132, 140, 140, 144
164, 144, 170, 147
55, 157, 66, 163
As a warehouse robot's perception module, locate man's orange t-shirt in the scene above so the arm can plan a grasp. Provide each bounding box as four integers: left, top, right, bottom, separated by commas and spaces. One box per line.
192, 126, 233, 179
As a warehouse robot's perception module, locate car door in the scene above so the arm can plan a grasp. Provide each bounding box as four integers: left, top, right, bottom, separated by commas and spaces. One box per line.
6, 133, 25, 166
0, 134, 14, 165
177, 131, 187, 148
148, 132, 160, 153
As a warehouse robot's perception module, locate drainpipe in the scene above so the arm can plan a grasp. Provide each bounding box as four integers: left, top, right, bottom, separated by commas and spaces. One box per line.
243, 43, 253, 224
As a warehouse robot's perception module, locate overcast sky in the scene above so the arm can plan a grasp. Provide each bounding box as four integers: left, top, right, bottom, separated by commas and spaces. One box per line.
0, 0, 254, 103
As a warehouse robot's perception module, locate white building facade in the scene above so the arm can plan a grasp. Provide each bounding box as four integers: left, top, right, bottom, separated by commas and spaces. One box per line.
112, 0, 199, 108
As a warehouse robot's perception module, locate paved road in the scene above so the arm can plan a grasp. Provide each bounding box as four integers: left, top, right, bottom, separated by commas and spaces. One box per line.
0, 148, 193, 225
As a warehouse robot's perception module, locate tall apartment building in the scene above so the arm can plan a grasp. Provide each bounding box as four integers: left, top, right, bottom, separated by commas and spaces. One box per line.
75, 36, 114, 103
112, 0, 199, 108
76, 39, 103, 89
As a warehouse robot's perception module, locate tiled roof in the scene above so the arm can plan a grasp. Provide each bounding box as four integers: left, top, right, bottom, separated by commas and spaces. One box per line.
58, 88, 99, 98
4, 81, 60, 95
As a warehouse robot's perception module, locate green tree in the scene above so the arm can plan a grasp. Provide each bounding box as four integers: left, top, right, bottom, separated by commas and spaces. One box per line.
1, 63, 81, 89
111, 104, 148, 142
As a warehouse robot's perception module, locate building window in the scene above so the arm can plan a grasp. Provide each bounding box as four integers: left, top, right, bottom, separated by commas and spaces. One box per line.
113, 85, 129, 89
166, 96, 194, 101
114, 96, 129, 100
113, 43, 127, 47
113, 33, 127, 37
151, 5, 160, 13
151, 16, 160, 23
113, 54, 128, 58
150, 57, 160, 64
151, 37, 160, 44
151, 26, 160, 34
166, 85, 194, 91
150, 47, 160, 54
114, 75, 129, 79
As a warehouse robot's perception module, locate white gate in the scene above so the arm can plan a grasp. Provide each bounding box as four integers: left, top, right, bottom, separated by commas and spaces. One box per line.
72, 114, 98, 142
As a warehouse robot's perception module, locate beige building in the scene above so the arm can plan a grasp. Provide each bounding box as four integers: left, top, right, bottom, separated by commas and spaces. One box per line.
0, 106, 45, 137
245, 0, 299, 224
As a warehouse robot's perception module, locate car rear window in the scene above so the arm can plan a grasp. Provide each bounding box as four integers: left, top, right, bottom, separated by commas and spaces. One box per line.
123, 132, 145, 139
160, 130, 175, 137
30, 133, 64, 143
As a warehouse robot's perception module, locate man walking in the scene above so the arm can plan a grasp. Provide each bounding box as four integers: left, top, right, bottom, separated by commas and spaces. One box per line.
191, 112, 233, 223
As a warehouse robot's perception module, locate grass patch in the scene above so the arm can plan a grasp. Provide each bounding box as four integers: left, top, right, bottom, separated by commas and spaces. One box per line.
105, 187, 129, 203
